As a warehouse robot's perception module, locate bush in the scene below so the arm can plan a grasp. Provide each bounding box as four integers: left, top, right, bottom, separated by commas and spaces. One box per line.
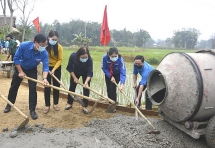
147, 57, 159, 65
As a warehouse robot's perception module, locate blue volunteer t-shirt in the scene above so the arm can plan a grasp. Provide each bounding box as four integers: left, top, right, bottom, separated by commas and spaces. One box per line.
13, 41, 49, 72
133, 61, 154, 85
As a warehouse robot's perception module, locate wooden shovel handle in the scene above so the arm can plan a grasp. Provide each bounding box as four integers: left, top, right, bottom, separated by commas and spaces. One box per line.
114, 82, 155, 129
78, 82, 115, 104
25, 76, 103, 103
49, 72, 76, 99
49, 72, 67, 90
0, 94, 28, 119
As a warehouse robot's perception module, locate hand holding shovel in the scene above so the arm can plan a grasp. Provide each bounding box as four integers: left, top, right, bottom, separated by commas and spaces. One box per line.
77, 82, 117, 113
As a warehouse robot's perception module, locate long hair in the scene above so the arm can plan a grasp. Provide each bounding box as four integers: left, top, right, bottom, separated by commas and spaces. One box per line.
75, 47, 91, 61
46, 30, 59, 56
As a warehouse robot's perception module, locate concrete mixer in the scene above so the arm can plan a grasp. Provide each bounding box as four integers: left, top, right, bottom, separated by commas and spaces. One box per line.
147, 49, 215, 148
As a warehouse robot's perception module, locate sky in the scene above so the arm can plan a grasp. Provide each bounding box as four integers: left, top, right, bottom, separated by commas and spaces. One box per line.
2, 0, 215, 41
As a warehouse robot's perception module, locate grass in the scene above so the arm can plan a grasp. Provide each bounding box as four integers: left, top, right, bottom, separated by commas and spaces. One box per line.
60, 46, 197, 106
0, 46, 197, 106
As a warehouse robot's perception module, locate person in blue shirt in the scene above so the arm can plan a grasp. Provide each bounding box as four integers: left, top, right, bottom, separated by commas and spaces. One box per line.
133, 55, 154, 110
65, 47, 93, 114
4, 40, 9, 54
102, 47, 126, 112
3, 34, 49, 120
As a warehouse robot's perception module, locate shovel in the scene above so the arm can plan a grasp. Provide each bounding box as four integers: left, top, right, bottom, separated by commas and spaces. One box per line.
114, 82, 160, 134
0, 94, 29, 130
25, 76, 105, 104
49, 72, 85, 106
78, 82, 116, 113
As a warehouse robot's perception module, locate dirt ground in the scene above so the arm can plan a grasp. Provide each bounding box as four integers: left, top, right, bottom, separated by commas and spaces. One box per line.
0, 75, 134, 131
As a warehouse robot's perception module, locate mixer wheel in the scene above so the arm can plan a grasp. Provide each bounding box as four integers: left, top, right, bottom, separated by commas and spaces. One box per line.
206, 115, 215, 148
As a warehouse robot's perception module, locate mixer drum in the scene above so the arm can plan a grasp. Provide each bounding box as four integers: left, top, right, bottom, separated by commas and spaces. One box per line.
147, 50, 215, 122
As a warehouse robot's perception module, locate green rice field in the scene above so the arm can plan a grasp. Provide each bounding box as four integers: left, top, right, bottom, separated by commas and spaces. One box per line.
60, 46, 196, 107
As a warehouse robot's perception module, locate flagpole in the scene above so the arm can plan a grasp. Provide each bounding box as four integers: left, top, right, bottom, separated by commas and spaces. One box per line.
100, 5, 110, 96
101, 31, 106, 95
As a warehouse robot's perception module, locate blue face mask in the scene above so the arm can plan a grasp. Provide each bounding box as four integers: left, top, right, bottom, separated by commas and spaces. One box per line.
38, 46, 46, 52
80, 57, 88, 63
49, 39, 57, 45
110, 56, 118, 62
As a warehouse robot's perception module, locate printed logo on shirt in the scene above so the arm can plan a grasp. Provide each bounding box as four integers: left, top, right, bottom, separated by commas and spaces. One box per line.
36, 59, 41, 62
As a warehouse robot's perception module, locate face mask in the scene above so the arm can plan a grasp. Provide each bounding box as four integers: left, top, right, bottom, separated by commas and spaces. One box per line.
49, 39, 57, 45
80, 57, 88, 63
136, 65, 142, 69
38, 46, 46, 52
110, 56, 118, 62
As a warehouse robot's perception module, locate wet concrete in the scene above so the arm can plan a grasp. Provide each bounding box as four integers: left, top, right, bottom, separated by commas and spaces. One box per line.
0, 115, 209, 148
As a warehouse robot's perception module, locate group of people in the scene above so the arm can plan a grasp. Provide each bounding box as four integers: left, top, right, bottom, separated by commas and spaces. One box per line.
3, 31, 155, 120
0, 35, 19, 60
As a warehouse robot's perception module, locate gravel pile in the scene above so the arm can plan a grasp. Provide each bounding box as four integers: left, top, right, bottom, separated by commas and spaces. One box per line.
85, 114, 209, 148
0, 115, 209, 148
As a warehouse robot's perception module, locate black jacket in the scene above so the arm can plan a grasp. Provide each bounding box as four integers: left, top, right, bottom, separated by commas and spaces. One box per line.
66, 52, 93, 77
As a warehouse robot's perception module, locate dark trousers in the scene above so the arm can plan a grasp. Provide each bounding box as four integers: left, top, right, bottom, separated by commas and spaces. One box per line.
7, 67, 37, 111
44, 66, 61, 106
67, 74, 90, 107
11, 53, 15, 61
136, 84, 152, 110
105, 74, 120, 102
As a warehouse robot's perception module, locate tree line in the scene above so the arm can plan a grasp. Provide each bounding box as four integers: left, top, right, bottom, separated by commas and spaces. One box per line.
17, 19, 204, 49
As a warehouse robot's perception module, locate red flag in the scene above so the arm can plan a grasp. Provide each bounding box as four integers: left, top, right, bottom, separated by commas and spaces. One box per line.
100, 5, 111, 46
33, 17, 40, 33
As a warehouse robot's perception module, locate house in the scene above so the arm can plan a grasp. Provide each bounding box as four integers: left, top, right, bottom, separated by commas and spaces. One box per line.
0, 15, 20, 33
0, 15, 16, 28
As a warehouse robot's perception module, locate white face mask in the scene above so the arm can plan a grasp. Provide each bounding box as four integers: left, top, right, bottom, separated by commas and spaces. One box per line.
110, 56, 118, 62
38, 46, 46, 52
80, 57, 88, 62
49, 39, 57, 45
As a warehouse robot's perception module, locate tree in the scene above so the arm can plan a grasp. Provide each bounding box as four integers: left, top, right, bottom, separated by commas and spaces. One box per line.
211, 34, 215, 49
72, 32, 84, 47
140, 29, 151, 47
172, 28, 200, 49
0, 0, 7, 32
7, 0, 14, 32
133, 29, 151, 48
165, 38, 172, 48
14, 0, 36, 41
0, 0, 9, 37
83, 37, 91, 47
197, 39, 210, 49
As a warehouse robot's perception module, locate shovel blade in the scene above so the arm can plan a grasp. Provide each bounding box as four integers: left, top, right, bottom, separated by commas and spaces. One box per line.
105, 103, 116, 113
17, 117, 29, 130
74, 96, 85, 106
89, 102, 98, 114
